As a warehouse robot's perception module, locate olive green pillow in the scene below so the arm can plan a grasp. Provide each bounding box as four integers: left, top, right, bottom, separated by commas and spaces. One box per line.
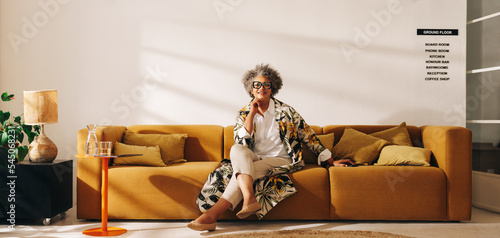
113, 142, 166, 167
302, 133, 334, 164
375, 145, 431, 166
123, 130, 188, 164
370, 122, 412, 146
332, 127, 389, 164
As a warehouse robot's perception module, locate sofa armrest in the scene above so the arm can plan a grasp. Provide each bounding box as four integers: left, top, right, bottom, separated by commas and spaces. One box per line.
76, 125, 126, 219
421, 125, 472, 221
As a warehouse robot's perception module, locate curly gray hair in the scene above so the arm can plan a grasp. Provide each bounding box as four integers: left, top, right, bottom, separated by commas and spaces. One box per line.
242, 64, 283, 98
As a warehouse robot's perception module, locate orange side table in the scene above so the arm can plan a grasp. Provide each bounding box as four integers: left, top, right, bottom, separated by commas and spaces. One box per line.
82, 155, 127, 236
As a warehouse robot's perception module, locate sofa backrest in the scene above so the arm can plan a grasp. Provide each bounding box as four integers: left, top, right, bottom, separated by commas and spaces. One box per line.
127, 125, 224, 162
78, 124, 422, 163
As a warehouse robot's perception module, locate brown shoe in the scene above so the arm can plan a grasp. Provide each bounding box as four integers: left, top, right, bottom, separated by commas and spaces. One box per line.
186, 221, 216, 231
236, 202, 262, 219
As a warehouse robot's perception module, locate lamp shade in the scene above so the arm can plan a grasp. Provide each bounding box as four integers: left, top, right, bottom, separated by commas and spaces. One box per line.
24, 90, 58, 125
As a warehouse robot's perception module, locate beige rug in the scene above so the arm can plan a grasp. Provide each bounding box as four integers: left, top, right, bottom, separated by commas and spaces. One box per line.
212, 229, 414, 238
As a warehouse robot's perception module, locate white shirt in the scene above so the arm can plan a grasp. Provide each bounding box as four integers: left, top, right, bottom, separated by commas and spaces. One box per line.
237, 100, 289, 159
237, 100, 332, 164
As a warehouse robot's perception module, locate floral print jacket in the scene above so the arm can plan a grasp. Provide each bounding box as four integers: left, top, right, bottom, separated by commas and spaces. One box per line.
234, 98, 327, 176
196, 98, 327, 219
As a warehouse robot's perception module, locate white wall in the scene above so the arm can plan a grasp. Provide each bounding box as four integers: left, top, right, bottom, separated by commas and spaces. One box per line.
0, 0, 466, 159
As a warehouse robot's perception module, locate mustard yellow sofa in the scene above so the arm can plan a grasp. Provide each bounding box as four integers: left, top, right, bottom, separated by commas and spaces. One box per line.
76, 124, 472, 221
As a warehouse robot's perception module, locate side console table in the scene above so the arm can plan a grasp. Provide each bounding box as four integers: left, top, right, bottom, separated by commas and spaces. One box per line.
0, 159, 73, 225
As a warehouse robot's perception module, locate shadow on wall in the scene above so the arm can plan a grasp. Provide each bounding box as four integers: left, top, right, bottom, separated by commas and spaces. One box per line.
379, 107, 462, 127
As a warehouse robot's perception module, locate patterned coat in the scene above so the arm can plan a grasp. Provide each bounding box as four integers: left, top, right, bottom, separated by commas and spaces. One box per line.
197, 98, 327, 219
234, 98, 326, 176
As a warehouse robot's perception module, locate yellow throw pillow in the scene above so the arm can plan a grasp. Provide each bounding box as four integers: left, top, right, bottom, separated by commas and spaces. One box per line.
370, 122, 413, 146
113, 142, 166, 167
123, 130, 188, 164
302, 133, 334, 164
375, 145, 431, 166
332, 127, 389, 164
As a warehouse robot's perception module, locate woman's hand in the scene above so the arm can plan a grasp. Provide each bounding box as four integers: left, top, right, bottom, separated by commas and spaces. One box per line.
244, 98, 263, 134
324, 157, 354, 167
249, 98, 264, 117
333, 159, 355, 167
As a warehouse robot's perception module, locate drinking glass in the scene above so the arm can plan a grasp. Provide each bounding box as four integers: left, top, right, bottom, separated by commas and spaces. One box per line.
99, 141, 112, 156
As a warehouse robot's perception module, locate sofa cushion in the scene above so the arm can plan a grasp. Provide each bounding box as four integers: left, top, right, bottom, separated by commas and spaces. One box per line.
113, 142, 166, 167
331, 127, 389, 164
370, 122, 413, 146
323, 125, 422, 148
375, 145, 431, 166
128, 125, 224, 162
261, 164, 331, 220
329, 166, 446, 220
303, 133, 334, 164
107, 162, 221, 219
123, 130, 188, 164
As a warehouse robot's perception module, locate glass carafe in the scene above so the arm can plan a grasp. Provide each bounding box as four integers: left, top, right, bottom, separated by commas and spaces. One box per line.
85, 124, 98, 156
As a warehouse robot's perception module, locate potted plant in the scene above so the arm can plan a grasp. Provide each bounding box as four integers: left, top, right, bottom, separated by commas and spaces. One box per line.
0, 92, 40, 167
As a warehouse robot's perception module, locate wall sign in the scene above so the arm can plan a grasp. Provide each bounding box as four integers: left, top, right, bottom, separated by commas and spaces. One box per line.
419, 29, 459, 82
417, 29, 459, 36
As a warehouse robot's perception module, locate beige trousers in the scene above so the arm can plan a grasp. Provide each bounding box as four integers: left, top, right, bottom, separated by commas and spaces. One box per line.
221, 144, 292, 209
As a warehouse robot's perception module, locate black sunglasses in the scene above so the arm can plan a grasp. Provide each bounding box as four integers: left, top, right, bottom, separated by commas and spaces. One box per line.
252, 81, 272, 89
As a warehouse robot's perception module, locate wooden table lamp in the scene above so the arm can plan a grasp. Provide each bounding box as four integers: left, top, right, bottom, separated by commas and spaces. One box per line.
23, 89, 58, 162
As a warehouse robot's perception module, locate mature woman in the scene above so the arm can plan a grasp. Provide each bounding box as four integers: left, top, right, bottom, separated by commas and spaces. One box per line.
187, 64, 352, 231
